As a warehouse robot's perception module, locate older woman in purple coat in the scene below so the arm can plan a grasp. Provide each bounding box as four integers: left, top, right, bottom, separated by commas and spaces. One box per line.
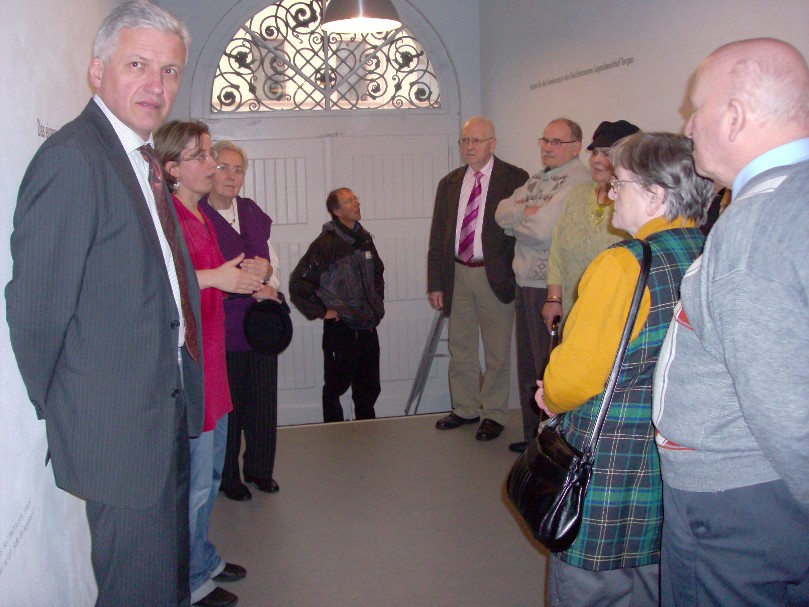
201, 140, 282, 501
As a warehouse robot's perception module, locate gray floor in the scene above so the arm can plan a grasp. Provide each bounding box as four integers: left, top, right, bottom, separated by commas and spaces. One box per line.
209, 409, 550, 607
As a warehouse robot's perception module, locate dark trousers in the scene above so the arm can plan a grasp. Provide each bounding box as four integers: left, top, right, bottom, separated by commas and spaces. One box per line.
85, 403, 190, 606
222, 350, 278, 488
661, 480, 809, 607
515, 286, 549, 441
322, 320, 380, 422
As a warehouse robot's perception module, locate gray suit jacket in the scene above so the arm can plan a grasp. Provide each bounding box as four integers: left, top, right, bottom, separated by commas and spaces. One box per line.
6, 100, 204, 509
427, 156, 528, 315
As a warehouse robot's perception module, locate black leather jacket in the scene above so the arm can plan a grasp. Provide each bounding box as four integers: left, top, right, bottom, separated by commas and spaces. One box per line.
289, 220, 385, 330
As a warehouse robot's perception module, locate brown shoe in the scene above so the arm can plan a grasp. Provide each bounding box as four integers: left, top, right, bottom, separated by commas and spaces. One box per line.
475, 419, 504, 441
508, 440, 529, 453
219, 484, 252, 501
435, 412, 480, 430
212, 562, 246, 583
244, 474, 280, 493
193, 587, 238, 607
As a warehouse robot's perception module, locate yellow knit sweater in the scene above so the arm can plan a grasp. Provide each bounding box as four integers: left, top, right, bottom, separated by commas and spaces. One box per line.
544, 216, 696, 412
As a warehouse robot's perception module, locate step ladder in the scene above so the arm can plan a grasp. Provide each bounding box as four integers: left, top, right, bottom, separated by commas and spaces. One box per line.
404, 311, 448, 415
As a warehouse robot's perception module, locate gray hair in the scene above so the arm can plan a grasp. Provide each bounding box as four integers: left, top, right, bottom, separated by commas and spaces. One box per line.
93, 0, 191, 64
212, 140, 249, 170
610, 132, 714, 225
550, 117, 583, 142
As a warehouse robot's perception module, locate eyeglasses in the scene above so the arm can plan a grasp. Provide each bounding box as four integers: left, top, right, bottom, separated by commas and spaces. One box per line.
609, 177, 645, 192
458, 137, 493, 146
216, 163, 245, 176
538, 137, 579, 147
180, 152, 213, 164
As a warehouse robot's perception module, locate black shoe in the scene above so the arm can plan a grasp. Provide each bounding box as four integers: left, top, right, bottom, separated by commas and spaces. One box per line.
219, 483, 252, 501
509, 440, 529, 453
193, 586, 238, 607
435, 412, 480, 430
475, 419, 504, 441
213, 562, 247, 583
244, 474, 280, 493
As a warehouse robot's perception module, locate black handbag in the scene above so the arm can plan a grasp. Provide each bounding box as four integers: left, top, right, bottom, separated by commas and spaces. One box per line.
506, 240, 651, 552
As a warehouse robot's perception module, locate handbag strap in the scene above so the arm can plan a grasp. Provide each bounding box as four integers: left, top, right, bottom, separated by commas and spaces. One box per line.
580, 239, 652, 459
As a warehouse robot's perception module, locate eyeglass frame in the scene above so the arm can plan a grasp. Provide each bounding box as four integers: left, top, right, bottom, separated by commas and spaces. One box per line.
538, 137, 579, 147
609, 177, 646, 193
458, 137, 494, 146
215, 163, 246, 176
179, 151, 214, 164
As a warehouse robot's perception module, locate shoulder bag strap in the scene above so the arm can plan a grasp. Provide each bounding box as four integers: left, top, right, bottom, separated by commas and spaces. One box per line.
581, 239, 652, 458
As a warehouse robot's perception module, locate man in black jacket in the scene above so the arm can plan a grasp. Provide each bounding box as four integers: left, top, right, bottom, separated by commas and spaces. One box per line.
290, 188, 385, 422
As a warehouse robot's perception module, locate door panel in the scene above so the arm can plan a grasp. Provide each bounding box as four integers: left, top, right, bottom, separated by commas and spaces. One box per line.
231, 134, 455, 425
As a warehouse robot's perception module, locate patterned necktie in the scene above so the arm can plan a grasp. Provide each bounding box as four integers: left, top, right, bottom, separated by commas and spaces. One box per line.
457, 171, 483, 263
138, 144, 200, 362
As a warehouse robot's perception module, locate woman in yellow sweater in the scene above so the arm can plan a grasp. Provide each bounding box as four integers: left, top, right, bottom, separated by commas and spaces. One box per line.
534, 133, 713, 607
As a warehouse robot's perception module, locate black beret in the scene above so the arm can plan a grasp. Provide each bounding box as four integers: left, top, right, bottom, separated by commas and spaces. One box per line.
587, 120, 640, 151
243, 295, 293, 355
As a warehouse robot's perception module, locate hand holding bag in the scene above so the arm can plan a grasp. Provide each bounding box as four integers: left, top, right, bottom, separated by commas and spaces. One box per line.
506, 240, 651, 552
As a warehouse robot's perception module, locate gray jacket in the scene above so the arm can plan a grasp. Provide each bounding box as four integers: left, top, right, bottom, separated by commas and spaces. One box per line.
653, 158, 809, 507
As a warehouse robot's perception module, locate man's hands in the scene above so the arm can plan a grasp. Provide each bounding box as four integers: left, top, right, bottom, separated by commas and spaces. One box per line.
428, 291, 444, 311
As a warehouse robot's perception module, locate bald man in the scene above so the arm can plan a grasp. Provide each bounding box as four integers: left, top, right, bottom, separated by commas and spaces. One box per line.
653, 38, 809, 607
428, 116, 528, 441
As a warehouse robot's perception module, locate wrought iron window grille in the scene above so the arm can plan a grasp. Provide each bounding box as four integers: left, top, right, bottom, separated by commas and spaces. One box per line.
212, 0, 441, 113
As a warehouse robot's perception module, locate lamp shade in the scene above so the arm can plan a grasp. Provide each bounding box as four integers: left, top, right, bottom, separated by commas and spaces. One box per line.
321, 0, 402, 33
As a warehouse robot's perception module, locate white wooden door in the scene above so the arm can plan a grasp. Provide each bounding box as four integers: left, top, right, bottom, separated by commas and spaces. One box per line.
234, 133, 455, 424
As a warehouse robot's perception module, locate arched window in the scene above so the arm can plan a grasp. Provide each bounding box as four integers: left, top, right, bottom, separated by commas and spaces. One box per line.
212, 0, 441, 112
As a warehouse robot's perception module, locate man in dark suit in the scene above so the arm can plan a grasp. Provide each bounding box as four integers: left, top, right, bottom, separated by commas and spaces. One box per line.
428, 116, 528, 441
5, 2, 202, 605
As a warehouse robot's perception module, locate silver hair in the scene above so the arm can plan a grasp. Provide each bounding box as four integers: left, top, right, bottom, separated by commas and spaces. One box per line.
610, 132, 714, 225
93, 0, 190, 64
212, 140, 249, 170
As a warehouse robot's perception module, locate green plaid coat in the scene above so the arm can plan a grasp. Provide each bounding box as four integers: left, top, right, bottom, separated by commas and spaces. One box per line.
558, 229, 704, 571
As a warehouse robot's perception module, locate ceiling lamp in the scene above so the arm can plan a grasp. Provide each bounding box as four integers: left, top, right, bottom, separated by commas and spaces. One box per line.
321, 0, 402, 34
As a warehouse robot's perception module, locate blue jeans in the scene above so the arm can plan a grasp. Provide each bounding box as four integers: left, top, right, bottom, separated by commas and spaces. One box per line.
189, 415, 228, 599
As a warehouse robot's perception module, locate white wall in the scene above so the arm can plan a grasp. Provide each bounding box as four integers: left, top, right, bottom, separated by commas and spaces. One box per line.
480, 0, 809, 172
3, 0, 808, 603
0, 1, 116, 604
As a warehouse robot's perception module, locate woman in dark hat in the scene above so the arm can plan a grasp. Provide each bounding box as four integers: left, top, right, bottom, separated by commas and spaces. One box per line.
541, 120, 640, 331
200, 140, 283, 501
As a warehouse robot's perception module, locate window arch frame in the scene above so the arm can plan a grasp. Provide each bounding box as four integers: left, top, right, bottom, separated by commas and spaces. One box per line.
209, 0, 443, 114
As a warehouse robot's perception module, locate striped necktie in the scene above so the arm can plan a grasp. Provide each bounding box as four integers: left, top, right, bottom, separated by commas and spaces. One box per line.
138, 144, 200, 362
457, 171, 483, 263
